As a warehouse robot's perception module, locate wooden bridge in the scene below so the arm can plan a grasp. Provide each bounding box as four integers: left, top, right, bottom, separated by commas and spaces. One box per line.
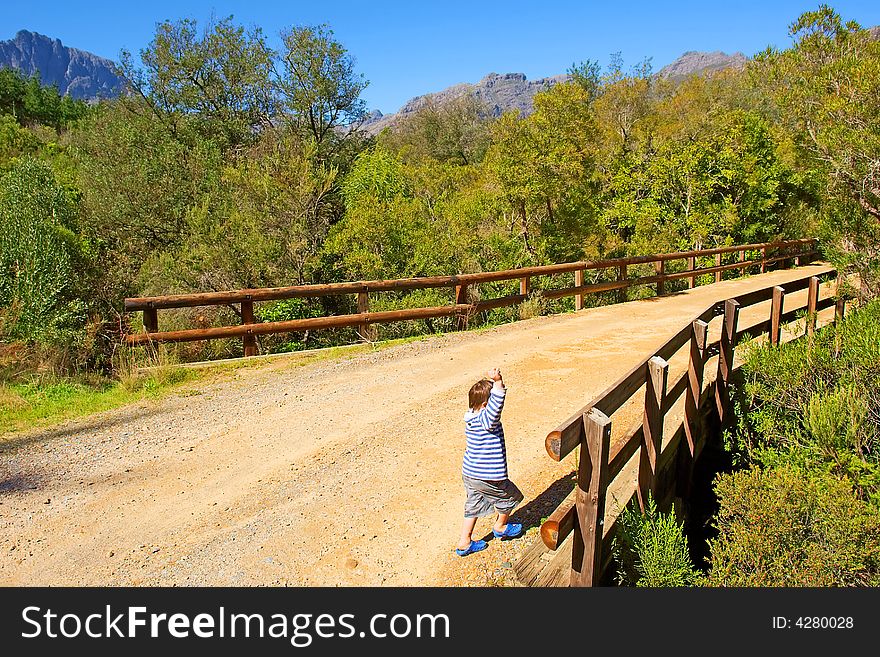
514, 267, 845, 587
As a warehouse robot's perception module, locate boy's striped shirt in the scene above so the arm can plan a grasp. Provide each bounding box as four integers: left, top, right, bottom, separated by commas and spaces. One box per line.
462, 386, 508, 480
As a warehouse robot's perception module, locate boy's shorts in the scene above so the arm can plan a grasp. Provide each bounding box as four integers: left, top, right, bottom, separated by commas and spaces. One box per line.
462, 474, 524, 518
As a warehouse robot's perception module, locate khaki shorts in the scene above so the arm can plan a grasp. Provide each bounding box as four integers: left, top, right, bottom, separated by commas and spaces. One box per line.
462, 474, 524, 518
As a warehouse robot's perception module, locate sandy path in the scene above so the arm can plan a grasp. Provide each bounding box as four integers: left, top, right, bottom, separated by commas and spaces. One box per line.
0, 264, 833, 586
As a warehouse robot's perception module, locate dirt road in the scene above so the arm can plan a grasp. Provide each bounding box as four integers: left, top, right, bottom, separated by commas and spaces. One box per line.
0, 264, 833, 586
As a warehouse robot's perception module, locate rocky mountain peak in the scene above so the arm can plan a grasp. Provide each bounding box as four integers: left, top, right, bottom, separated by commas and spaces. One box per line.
0, 30, 125, 100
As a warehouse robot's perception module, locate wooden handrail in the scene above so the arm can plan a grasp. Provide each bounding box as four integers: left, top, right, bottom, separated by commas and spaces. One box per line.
125, 239, 814, 310
124, 239, 817, 355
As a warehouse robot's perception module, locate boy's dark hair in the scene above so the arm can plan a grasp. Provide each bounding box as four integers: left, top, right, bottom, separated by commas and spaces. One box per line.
469, 379, 493, 411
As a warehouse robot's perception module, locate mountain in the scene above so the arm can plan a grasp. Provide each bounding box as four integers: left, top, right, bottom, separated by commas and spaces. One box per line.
656, 50, 748, 81
0, 30, 125, 100
362, 51, 751, 135
362, 72, 570, 135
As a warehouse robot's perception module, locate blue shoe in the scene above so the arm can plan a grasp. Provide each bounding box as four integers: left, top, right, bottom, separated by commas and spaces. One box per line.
493, 523, 523, 539
455, 539, 488, 557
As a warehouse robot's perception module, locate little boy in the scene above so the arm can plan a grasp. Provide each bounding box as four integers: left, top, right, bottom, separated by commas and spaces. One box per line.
456, 367, 524, 556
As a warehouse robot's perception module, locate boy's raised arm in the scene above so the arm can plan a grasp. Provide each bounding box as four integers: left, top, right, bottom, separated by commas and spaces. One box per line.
480, 368, 506, 429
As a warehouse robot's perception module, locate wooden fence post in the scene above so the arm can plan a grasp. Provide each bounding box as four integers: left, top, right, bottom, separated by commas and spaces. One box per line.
143, 307, 158, 334
715, 252, 723, 283
570, 408, 611, 587
685, 320, 709, 458
455, 284, 469, 331
761, 246, 767, 273
574, 269, 584, 310
637, 356, 668, 513
241, 298, 257, 357
618, 265, 628, 303
675, 320, 709, 500
520, 276, 531, 298
770, 286, 785, 346
357, 291, 376, 342
715, 299, 740, 426
655, 260, 665, 296
835, 297, 846, 322
806, 276, 819, 336
687, 256, 696, 288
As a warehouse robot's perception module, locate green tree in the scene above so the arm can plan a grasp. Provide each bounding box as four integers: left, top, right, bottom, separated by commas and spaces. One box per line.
276, 24, 368, 151
120, 16, 274, 150
383, 95, 492, 166
754, 5, 880, 298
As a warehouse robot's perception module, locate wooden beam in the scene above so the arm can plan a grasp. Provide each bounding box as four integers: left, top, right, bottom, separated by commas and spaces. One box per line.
241, 299, 257, 357
714, 299, 740, 426
540, 491, 576, 550
684, 320, 708, 458
570, 408, 612, 587
654, 260, 665, 296
574, 270, 584, 310
806, 276, 819, 336
143, 308, 158, 333
770, 286, 784, 346
127, 304, 471, 345
455, 284, 469, 331
357, 292, 375, 342
637, 356, 668, 512
687, 255, 696, 288
715, 252, 723, 283
520, 276, 531, 297
618, 265, 627, 303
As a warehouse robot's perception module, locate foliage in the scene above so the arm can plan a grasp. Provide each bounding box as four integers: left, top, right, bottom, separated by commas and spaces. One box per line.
383, 95, 492, 166
120, 16, 275, 151
0, 67, 89, 130
731, 300, 880, 503
707, 464, 880, 586
753, 5, 880, 298
276, 23, 368, 152
0, 158, 89, 346
612, 495, 702, 587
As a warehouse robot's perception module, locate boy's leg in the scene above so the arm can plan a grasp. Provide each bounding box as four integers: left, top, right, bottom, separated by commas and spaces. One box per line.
493, 512, 511, 534
458, 516, 478, 550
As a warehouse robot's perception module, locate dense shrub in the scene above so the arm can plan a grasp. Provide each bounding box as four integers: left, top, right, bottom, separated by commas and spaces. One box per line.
707, 465, 880, 586
0, 158, 92, 350
731, 300, 880, 503
612, 496, 701, 587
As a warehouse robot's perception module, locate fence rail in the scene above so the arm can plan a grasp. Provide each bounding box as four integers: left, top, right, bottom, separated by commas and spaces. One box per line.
124, 238, 817, 356
527, 268, 842, 587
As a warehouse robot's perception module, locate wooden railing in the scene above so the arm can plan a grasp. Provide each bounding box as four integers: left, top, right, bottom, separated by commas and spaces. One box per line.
124, 239, 817, 355
533, 268, 844, 587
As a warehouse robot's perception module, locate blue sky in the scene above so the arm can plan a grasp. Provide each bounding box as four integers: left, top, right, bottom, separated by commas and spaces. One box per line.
3, 1, 880, 114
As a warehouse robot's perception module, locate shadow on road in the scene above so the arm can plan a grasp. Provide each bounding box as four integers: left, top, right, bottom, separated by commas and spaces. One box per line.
478, 471, 577, 543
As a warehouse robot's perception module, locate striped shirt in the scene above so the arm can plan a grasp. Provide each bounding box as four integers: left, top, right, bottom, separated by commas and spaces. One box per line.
462, 385, 508, 480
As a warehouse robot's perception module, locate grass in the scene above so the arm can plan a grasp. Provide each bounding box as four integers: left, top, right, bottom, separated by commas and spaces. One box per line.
0, 369, 202, 437
0, 332, 441, 439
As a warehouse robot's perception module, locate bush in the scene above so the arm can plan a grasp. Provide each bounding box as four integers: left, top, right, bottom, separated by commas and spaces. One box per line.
612, 495, 701, 587
707, 465, 880, 586
731, 300, 880, 502
0, 158, 93, 352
